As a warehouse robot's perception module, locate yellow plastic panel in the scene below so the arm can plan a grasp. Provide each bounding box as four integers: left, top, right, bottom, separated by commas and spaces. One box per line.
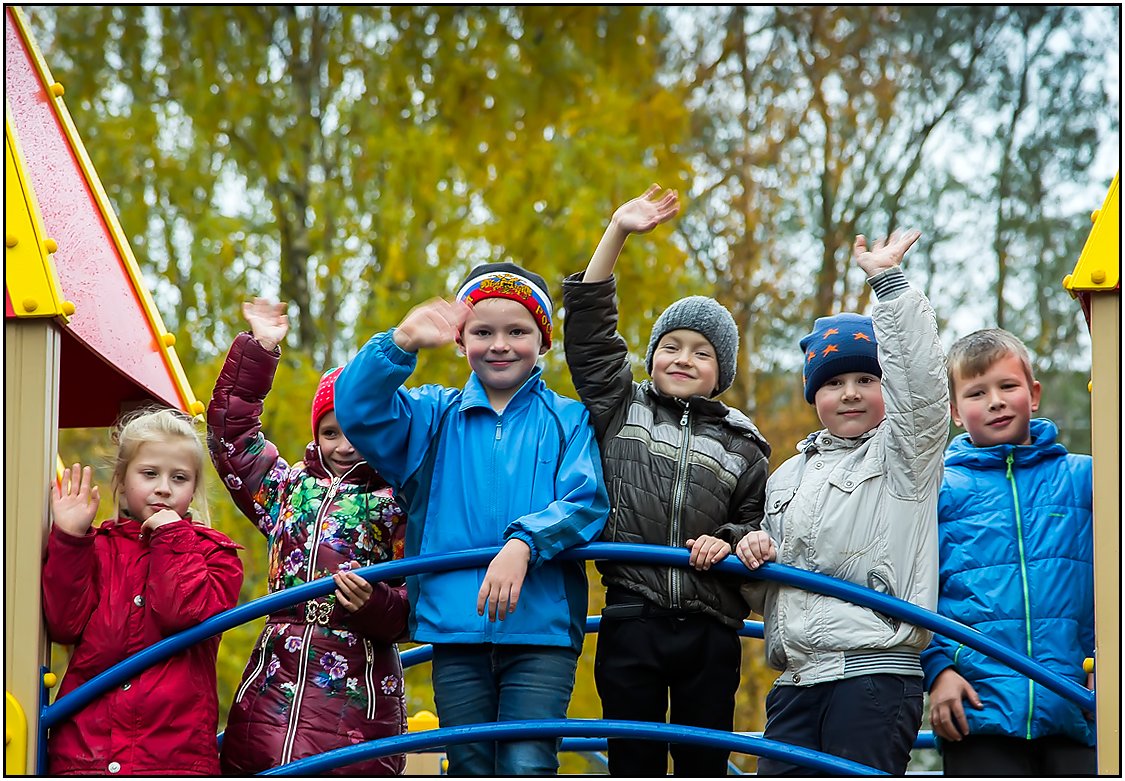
5, 691, 27, 774
5, 119, 67, 320
1065, 173, 1119, 291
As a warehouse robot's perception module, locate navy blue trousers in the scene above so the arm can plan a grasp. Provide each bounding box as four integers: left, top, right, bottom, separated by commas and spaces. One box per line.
757, 674, 923, 775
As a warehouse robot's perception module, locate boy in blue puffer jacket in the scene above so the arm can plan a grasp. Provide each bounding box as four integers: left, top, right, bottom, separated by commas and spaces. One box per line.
920, 328, 1095, 775
334, 262, 609, 776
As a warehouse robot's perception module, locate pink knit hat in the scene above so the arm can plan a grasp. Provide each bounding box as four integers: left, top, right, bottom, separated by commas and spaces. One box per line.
311, 367, 344, 438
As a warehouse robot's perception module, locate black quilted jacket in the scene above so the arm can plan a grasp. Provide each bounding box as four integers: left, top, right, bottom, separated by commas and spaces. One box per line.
562, 273, 770, 628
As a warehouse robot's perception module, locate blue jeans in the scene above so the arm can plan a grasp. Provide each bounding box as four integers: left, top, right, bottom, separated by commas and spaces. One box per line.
431, 643, 579, 776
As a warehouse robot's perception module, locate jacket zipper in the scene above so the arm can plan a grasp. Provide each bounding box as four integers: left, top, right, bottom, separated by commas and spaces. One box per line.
1006, 452, 1035, 740
235, 625, 276, 704
668, 403, 691, 608
953, 643, 965, 666
281, 471, 347, 765
610, 476, 621, 541
363, 639, 377, 719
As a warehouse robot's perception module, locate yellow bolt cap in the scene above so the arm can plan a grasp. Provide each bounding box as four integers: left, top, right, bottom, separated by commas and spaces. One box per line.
1091, 269, 1106, 284
22, 298, 38, 312
62, 301, 76, 316
1083, 657, 1094, 674
190, 401, 205, 416
1088, 380, 1093, 393
1091, 209, 1100, 224
50, 82, 65, 97
43, 672, 58, 688
44, 238, 58, 253
162, 332, 176, 347
5, 234, 17, 248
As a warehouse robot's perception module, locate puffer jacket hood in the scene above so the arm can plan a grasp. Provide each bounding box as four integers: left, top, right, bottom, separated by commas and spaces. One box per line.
921, 418, 1095, 746
562, 273, 771, 628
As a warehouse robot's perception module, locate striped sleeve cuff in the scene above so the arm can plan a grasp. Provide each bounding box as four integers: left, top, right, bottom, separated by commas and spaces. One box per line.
867, 267, 910, 301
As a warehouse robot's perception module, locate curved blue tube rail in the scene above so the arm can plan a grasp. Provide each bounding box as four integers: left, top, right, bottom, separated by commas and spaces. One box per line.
41, 542, 1095, 743
258, 719, 888, 776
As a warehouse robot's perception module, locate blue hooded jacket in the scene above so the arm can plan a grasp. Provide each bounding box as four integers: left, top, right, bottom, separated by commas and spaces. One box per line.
920, 418, 1094, 746
334, 329, 609, 653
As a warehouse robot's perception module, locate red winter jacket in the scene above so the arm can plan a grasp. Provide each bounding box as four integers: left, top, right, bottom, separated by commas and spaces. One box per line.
208, 333, 409, 776
42, 518, 243, 776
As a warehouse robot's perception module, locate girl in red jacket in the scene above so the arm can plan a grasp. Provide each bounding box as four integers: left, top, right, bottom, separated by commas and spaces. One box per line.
207, 299, 409, 775
42, 408, 244, 776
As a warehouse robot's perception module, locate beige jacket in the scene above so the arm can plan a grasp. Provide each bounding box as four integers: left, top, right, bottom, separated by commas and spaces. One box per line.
745, 274, 948, 686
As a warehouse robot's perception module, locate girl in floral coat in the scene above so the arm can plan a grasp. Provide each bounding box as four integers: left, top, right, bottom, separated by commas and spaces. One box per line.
208, 299, 408, 775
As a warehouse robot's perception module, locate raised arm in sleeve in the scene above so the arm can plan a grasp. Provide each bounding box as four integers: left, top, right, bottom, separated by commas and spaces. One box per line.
207, 333, 292, 534
869, 268, 950, 499
561, 273, 636, 442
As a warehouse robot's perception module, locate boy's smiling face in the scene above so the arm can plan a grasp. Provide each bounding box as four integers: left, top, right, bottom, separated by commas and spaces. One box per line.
651, 329, 719, 399
951, 352, 1041, 447
460, 298, 546, 406
814, 371, 886, 438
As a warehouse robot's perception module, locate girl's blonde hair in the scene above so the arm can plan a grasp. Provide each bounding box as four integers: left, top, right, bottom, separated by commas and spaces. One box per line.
110, 406, 211, 526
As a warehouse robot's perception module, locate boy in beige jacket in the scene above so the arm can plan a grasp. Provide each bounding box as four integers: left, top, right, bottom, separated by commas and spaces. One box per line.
736, 230, 948, 775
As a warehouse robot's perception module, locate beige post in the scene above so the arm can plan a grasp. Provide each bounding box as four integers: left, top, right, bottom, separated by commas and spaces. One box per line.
1089, 293, 1120, 774
3, 318, 61, 775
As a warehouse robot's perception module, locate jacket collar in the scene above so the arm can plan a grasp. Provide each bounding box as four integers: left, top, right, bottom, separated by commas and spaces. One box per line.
460, 364, 544, 414
798, 424, 880, 455
945, 418, 1066, 468
642, 380, 728, 419
302, 441, 384, 486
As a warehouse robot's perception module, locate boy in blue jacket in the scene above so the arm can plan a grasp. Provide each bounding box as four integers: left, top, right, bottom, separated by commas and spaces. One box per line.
334, 263, 610, 776
920, 328, 1095, 775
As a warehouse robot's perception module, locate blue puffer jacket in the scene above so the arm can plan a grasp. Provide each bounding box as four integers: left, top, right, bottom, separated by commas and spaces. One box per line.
335, 329, 610, 653
920, 418, 1094, 746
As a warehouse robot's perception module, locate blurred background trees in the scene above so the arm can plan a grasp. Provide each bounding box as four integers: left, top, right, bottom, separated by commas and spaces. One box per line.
30, 5, 1117, 773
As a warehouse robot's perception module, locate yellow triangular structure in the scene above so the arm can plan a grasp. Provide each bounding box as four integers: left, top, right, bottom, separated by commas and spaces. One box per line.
1065, 172, 1119, 292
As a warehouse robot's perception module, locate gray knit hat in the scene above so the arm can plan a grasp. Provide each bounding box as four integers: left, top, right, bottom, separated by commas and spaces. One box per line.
645, 296, 740, 396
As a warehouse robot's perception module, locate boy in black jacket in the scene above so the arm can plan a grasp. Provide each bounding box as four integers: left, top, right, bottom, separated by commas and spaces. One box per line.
562, 184, 770, 775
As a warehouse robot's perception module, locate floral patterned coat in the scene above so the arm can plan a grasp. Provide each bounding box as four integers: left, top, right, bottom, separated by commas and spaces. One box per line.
208, 333, 408, 775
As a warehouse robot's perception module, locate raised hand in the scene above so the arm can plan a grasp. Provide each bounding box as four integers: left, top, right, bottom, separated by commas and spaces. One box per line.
392, 298, 472, 353
612, 184, 680, 235
583, 183, 680, 282
853, 229, 922, 277
51, 463, 101, 537
243, 298, 289, 352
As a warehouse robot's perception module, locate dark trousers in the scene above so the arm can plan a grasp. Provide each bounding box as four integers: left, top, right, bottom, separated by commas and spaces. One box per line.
941, 733, 1097, 776
756, 674, 923, 776
594, 611, 742, 776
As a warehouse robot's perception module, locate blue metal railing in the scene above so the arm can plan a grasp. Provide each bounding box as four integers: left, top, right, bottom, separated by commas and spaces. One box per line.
259, 719, 887, 776
40, 543, 1094, 773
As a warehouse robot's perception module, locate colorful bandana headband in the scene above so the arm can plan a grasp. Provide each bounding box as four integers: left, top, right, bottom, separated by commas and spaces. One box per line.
455, 262, 554, 348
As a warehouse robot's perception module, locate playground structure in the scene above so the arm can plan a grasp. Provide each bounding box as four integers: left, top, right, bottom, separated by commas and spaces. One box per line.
4, 4, 1120, 774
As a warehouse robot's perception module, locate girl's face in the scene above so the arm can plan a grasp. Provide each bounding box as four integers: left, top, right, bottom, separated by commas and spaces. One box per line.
317, 410, 361, 477
120, 439, 199, 522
